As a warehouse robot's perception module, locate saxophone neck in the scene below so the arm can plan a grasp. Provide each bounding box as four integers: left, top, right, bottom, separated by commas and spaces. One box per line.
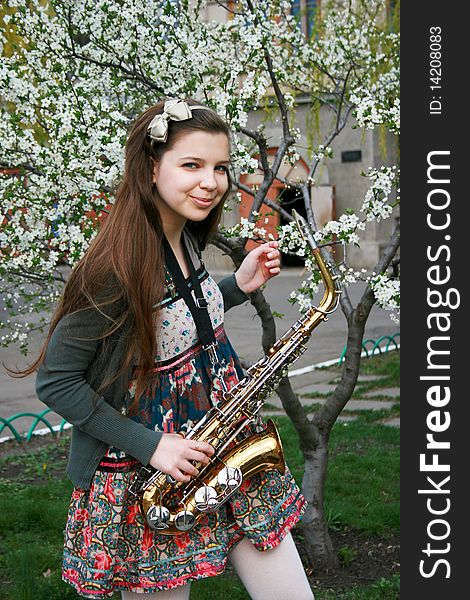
291, 210, 341, 321
311, 246, 341, 316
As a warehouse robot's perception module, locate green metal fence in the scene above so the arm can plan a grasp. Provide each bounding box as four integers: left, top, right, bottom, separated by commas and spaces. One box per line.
338, 332, 400, 364
0, 408, 69, 443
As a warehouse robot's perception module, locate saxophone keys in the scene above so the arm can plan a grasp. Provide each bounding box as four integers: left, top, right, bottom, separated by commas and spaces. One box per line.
217, 466, 242, 491
195, 485, 218, 512
227, 478, 240, 491
146, 505, 171, 531
174, 509, 196, 531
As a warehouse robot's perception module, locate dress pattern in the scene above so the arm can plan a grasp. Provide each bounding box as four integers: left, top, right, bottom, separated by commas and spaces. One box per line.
62, 264, 307, 597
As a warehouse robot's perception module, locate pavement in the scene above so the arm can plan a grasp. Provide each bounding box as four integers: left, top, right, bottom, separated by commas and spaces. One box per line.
0, 269, 400, 442
260, 364, 400, 428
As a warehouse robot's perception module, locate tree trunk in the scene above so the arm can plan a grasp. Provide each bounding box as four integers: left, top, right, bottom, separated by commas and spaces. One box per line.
302, 438, 339, 571
297, 305, 368, 569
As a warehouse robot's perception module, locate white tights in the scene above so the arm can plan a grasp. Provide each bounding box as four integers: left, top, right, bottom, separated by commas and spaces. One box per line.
121, 532, 314, 600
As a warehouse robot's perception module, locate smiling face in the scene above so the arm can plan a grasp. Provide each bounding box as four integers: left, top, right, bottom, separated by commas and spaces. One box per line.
152, 130, 230, 233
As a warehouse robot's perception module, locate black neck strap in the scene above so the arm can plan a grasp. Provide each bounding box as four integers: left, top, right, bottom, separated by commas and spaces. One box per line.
162, 234, 217, 351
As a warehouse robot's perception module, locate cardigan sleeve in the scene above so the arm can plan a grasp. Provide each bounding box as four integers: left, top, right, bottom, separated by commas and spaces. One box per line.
217, 273, 249, 312
35, 306, 162, 467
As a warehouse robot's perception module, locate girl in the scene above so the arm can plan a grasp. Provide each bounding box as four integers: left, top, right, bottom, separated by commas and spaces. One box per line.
34, 98, 314, 599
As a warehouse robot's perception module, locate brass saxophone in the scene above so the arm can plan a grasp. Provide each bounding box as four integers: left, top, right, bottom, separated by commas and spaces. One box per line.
129, 211, 341, 534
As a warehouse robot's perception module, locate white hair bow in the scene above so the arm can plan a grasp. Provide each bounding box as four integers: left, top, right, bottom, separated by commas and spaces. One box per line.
147, 99, 208, 144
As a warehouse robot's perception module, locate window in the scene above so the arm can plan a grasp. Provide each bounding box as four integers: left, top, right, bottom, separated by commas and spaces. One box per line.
291, 0, 318, 38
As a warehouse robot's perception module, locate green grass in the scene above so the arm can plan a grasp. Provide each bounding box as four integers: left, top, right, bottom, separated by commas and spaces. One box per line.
360, 351, 400, 379
353, 351, 400, 396
0, 353, 400, 599
191, 575, 251, 599
271, 416, 399, 535
315, 574, 400, 599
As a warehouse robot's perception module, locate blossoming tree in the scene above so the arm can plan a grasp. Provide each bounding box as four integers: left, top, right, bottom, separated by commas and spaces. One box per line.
0, 0, 399, 570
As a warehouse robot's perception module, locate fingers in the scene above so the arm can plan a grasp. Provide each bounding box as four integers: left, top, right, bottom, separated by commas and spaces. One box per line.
263, 242, 280, 259
168, 459, 199, 483
187, 448, 211, 465
263, 245, 281, 274
190, 440, 215, 457
251, 240, 279, 258
265, 257, 281, 269
171, 441, 215, 482
172, 453, 208, 482
185, 441, 214, 468
150, 433, 214, 482
179, 441, 215, 478
262, 240, 279, 248
259, 240, 279, 253
172, 469, 191, 483
180, 459, 200, 478
150, 434, 216, 481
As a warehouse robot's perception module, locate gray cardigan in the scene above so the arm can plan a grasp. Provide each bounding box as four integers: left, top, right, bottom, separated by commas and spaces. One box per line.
36, 261, 248, 489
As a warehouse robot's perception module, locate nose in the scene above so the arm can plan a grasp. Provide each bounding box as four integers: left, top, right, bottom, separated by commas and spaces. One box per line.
200, 169, 217, 190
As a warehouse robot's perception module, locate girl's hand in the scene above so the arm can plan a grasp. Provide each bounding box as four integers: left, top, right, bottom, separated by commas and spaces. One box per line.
149, 434, 215, 483
235, 241, 281, 294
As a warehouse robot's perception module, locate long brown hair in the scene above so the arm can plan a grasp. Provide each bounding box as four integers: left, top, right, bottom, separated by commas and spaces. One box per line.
13, 98, 232, 408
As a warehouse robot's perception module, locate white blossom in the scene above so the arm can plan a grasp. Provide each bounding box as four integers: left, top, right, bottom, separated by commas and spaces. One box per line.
369, 273, 400, 323
0, 0, 400, 347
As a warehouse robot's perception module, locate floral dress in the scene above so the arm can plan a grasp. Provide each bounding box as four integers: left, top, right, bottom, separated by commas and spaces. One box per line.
62, 246, 306, 597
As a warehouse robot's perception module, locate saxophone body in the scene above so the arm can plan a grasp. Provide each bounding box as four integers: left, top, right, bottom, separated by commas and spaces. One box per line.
129, 212, 341, 534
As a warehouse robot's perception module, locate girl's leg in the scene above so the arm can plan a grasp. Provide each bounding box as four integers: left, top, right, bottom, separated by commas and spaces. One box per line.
121, 584, 191, 599
228, 532, 314, 600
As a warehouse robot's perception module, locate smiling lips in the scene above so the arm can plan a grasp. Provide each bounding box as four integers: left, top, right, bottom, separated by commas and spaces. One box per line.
190, 195, 216, 208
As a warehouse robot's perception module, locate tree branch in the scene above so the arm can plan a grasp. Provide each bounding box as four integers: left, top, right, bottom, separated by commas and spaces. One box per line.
238, 125, 271, 175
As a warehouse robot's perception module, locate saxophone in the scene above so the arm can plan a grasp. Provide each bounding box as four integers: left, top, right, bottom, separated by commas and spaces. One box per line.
128, 211, 341, 534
